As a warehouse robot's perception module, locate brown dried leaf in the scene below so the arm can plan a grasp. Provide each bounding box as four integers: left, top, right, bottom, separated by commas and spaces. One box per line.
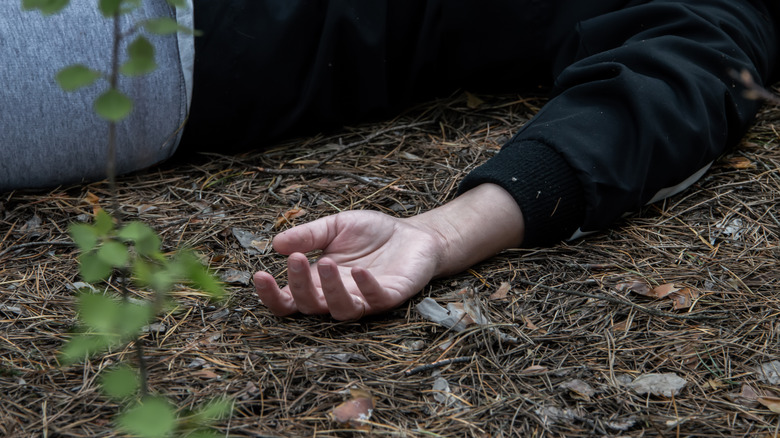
616, 279, 653, 297
706, 378, 727, 390
522, 315, 543, 332
489, 282, 511, 300
279, 183, 306, 194
670, 287, 698, 310
559, 379, 596, 401
757, 396, 780, 414
652, 283, 682, 298
612, 320, 630, 331
274, 207, 307, 228
723, 156, 755, 169
192, 369, 220, 379
83, 191, 102, 215
520, 365, 548, 375
329, 388, 375, 430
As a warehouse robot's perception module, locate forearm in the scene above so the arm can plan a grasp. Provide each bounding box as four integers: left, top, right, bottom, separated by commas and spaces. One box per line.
406, 183, 524, 277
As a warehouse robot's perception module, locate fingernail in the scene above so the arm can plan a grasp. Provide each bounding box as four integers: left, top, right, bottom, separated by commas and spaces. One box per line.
290, 258, 303, 272
319, 262, 333, 277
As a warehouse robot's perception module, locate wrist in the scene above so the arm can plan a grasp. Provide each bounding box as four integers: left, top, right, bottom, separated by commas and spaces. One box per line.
405, 183, 525, 277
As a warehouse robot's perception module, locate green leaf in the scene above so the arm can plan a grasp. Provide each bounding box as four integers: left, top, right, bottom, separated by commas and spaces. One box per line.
93, 209, 115, 236
97, 0, 121, 16
69, 223, 99, 252
121, 36, 157, 76
94, 88, 133, 122
119, 397, 177, 438
78, 292, 120, 333
177, 252, 224, 300
98, 240, 129, 268
117, 301, 153, 337
102, 365, 139, 399
143, 17, 199, 35
119, 221, 161, 256
56, 65, 102, 91
22, 0, 70, 15
78, 252, 113, 283
193, 398, 233, 424
59, 333, 113, 365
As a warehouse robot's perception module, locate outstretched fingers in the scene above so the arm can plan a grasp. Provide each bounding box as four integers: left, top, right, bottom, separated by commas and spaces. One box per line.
253, 271, 297, 316
317, 258, 366, 320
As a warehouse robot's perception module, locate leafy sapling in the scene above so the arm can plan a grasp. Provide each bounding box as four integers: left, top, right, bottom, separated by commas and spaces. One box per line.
23, 1, 231, 436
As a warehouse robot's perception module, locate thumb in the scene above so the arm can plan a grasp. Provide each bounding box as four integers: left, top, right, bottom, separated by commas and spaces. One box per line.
272, 215, 338, 255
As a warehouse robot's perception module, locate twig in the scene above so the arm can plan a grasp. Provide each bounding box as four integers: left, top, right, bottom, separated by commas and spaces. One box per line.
730, 69, 780, 105
315, 121, 432, 168
0, 241, 75, 259
516, 279, 727, 321
256, 166, 436, 197
404, 356, 473, 376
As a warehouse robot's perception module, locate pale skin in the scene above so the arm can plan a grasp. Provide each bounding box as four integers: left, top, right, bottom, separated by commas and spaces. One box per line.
253, 183, 525, 320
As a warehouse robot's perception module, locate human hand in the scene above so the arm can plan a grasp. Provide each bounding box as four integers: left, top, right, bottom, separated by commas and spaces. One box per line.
253, 184, 525, 320
253, 210, 445, 320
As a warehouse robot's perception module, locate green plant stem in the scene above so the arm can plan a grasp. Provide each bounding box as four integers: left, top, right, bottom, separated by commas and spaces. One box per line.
106, 11, 121, 214
107, 10, 151, 398
135, 340, 149, 398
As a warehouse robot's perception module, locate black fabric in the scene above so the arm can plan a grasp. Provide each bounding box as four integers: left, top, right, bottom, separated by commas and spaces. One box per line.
183, 1, 779, 248
182, 0, 627, 151
460, 0, 779, 246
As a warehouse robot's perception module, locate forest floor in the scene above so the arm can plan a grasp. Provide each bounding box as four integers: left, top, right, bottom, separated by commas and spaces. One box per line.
1, 89, 779, 437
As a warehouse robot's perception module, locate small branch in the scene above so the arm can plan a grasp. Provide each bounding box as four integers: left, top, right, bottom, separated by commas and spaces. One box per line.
516, 279, 727, 321
404, 356, 473, 376
315, 121, 433, 168
730, 69, 780, 105
256, 166, 437, 198
0, 241, 75, 259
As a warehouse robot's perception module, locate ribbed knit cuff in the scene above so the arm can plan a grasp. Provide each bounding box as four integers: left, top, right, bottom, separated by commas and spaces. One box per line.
458, 140, 585, 247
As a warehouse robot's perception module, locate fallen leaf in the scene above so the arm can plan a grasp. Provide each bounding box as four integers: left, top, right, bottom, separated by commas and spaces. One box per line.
465, 91, 484, 109
757, 396, 780, 414
329, 388, 375, 430
652, 283, 681, 298
612, 320, 630, 331
727, 384, 760, 408
220, 269, 252, 286
559, 379, 595, 401
279, 183, 306, 194
489, 282, 511, 300
416, 297, 473, 332
520, 365, 548, 375
81, 192, 103, 216
232, 228, 271, 254
706, 378, 727, 390
416, 297, 518, 343
653, 283, 699, 310
723, 156, 755, 169
274, 208, 307, 229
522, 315, 544, 332
432, 377, 466, 408
534, 406, 575, 426
757, 361, 780, 384
605, 416, 637, 431
192, 369, 220, 379
616, 279, 653, 296
628, 373, 687, 397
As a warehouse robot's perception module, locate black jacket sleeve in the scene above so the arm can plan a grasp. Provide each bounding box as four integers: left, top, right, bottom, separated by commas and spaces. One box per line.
459, 0, 779, 247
